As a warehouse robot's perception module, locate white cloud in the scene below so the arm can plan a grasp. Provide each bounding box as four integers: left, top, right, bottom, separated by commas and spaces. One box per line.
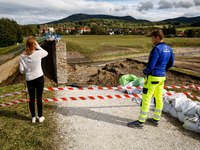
0, 0, 199, 25
158, 0, 173, 9
194, 0, 200, 6
137, 1, 154, 12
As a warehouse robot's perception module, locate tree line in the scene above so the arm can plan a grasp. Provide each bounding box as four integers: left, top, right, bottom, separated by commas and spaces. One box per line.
0, 18, 40, 47
0, 18, 23, 47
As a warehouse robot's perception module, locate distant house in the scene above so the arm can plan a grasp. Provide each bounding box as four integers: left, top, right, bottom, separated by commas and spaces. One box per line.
39, 27, 50, 35
176, 32, 184, 37
107, 29, 114, 35
55, 27, 64, 32
78, 27, 91, 34
65, 27, 71, 33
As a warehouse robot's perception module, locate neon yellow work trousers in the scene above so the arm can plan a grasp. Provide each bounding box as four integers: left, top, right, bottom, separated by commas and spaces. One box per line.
138, 75, 166, 123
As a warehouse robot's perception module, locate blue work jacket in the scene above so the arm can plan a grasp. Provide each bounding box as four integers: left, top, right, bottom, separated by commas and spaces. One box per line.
143, 42, 174, 76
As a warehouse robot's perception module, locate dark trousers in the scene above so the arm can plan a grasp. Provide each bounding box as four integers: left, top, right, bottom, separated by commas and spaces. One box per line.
27, 76, 44, 117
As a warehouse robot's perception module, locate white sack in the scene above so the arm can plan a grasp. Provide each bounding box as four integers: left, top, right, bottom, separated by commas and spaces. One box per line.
172, 97, 188, 112
127, 88, 142, 94
132, 98, 142, 104
170, 107, 178, 118
163, 102, 173, 113
177, 111, 186, 123
197, 106, 200, 116
181, 100, 197, 116
163, 96, 170, 104
183, 118, 200, 133
167, 93, 187, 102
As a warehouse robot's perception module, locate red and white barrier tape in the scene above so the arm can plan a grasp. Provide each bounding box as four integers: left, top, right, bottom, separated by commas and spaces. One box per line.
43, 85, 200, 91
182, 92, 200, 100
1, 92, 199, 108
0, 85, 199, 99
0, 91, 26, 98
0, 93, 141, 107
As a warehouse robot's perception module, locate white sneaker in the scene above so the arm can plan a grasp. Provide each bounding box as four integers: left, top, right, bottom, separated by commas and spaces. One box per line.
32, 116, 37, 123
38, 116, 45, 123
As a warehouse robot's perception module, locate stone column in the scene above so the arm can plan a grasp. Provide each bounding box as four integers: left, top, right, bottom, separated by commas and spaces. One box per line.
54, 40, 68, 85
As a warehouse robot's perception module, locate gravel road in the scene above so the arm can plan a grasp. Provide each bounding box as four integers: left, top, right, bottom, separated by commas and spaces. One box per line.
53, 89, 200, 150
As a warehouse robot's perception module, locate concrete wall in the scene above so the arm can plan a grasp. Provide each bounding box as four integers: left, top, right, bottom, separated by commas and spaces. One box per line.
41, 40, 67, 85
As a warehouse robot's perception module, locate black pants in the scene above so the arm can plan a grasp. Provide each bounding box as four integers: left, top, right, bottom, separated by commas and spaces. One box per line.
27, 76, 44, 117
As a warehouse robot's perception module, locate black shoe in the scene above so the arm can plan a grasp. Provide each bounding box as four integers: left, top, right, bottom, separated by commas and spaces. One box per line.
127, 120, 144, 128
147, 118, 159, 126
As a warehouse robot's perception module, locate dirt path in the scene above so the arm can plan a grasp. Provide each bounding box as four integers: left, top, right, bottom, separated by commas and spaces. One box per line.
53, 89, 200, 150
0, 56, 20, 83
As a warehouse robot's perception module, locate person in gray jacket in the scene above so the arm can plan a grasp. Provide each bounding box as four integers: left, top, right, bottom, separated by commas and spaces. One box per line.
19, 36, 48, 123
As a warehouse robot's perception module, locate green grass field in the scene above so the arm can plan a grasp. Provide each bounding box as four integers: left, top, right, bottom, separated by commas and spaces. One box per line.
176, 27, 200, 32
0, 84, 57, 149
62, 35, 200, 61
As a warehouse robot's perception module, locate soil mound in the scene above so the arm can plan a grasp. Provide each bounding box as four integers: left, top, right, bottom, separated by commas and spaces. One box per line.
68, 59, 200, 87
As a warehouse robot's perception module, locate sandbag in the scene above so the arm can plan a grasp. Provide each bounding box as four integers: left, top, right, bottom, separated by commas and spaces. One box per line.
163, 102, 173, 113
119, 74, 138, 85
183, 116, 200, 133
181, 100, 197, 116
133, 77, 144, 87
167, 93, 187, 102
172, 97, 188, 112
177, 111, 186, 123
132, 97, 142, 104
163, 96, 170, 104
170, 107, 178, 118
127, 88, 142, 94
197, 106, 200, 116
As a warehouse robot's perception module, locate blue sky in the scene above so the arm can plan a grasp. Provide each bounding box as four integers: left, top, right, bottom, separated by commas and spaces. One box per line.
0, 0, 200, 25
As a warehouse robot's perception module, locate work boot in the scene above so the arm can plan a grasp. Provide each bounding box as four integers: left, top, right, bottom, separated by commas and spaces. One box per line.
147, 118, 159, 126
127, 120, 144, 128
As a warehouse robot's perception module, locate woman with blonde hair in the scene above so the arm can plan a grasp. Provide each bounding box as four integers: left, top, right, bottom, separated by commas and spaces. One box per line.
19, 36, 48, 123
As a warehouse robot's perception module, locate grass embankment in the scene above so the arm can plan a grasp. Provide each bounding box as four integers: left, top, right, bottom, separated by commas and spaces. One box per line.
62, 35, 200, 61
0, 84, 57, 149
0, 38, 27, 55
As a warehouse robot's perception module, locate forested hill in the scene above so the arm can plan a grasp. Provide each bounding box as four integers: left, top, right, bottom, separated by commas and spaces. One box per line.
162, 16, 200, 23
46, 13, 150, 24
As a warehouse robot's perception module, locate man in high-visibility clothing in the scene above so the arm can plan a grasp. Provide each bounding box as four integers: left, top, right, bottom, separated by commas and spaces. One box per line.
127, 29, 174, 128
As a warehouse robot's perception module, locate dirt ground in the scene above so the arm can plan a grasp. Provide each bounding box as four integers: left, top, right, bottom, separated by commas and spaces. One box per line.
67, 59, 200, 88
66, 47, 200, 88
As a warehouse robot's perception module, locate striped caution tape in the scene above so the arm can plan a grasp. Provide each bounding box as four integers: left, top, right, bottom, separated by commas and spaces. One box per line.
0, 85, 199, 99
164, 85, 200, 90
0, 91, 26, 98
182, 92, 200, 100
43, 86, 142, 91
1, 92, 199, 108
0, 100, 26, 107
0, 93, 141, 107
43, 85, 200, 91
